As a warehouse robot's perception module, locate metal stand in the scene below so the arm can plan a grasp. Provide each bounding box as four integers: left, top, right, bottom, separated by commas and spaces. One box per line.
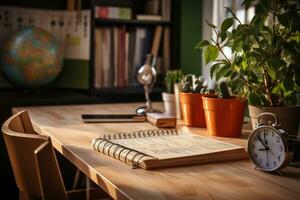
136, 54, 160, 114
136, 86, 161, 114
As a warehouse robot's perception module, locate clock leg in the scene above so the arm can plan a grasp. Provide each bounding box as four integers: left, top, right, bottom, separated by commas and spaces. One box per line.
276, 169, 283, 176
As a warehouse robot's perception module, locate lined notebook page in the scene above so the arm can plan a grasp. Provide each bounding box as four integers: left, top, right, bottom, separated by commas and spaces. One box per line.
111, 134, 242, 160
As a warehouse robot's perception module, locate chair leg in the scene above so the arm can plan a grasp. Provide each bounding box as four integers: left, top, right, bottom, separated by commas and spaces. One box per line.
72, 169, 81, 190
86, 176, 90, 200
19, 191, 41, 200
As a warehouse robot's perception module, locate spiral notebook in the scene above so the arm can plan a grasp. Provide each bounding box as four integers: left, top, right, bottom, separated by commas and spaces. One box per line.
92, 129, 247, 170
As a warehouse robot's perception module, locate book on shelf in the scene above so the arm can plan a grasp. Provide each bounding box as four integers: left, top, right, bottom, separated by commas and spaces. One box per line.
92, 128, 247, 170
94, 26, 166, 89
161, 0, 171, 21
95, 6, 132, 20
136, 14, 162, 21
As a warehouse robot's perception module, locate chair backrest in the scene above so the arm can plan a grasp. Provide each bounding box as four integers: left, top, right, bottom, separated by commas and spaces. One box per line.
2, 110, 67, 200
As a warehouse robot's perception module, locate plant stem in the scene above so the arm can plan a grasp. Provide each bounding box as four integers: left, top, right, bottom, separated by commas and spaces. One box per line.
262, 67, 274, 106
211, 29, 232, 64
225, 7, 242, 25
212, 33, 260, 91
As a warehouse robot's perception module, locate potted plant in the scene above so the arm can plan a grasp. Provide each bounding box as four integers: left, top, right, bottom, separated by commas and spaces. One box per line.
162, 70, 184, 115
180, 74, 208, 127
202, 81, 246, 137
196, 0, 300, 135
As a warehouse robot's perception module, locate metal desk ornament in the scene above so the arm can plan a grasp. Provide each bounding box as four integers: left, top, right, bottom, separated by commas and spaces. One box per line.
136, 54, 160, 114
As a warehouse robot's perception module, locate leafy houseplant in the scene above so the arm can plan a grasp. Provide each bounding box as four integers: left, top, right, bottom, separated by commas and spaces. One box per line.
180, 74, 208, 127
196, 0, 300, 134
162, 70, 184, 115
202, 81, 246, 137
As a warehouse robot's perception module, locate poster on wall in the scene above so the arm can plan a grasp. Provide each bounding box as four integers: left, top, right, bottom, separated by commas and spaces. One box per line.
0, 6, 90, 60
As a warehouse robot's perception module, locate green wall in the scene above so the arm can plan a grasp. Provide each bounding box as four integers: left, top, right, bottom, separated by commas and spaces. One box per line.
180, 0, 202, 76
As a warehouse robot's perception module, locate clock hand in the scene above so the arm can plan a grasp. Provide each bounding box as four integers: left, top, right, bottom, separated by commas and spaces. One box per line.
257, 134, 268, 149
266, 147, 269, 167
258, 148, 269, 151
263, 133, 269, 147
262, 133, 270, 168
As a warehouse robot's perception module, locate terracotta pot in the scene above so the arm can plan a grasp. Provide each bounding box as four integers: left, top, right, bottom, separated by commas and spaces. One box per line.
248, 105, 300, 135
202, 95, 246, 137
180, 92, 206, 127
162, 92, 176, 115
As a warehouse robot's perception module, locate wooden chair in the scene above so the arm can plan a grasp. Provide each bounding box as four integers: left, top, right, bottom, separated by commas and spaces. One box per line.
2, 110, 109, 200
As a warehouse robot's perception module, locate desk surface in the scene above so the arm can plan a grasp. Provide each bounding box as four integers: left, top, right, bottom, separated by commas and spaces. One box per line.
14, 103, 300, 200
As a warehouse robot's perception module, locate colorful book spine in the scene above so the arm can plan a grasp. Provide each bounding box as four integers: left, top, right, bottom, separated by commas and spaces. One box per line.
95, 6, 132, 20
94, 27, 161, 89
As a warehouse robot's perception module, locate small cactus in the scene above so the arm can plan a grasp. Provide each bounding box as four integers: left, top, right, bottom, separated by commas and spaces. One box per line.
182, 74, 193, 92
218, 81, 230, 98
181, 74, 207, 94
164, 70, 184, 93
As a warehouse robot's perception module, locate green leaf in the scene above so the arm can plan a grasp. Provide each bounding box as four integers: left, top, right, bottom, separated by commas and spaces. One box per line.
296, 70, 300, 87
242, 0, 255, 9
272, 85, 281, 94
232, 34, 243, 52
221, 18, 233, 33
205, 19, 217, 28
283, 79, 295, 91
284, 91, 293, 98
230, 71, 238, 79
248, 72, 260, 84
268, 58, 282, 69
248, 93, 262, 106
266, 66, 276, 80
215, 64, 230, 80
281, 49, 293, 65
285, 94, 297, 105
260, 95, 269, 106
278, 13, 289, 28
242, 56, 247, 70
210, 63, 219, 79
229, 79, 242, 95
220, 31, 227, 42
204, 45, 219, 64
195, 40, 210, 49
284, 41, 297, 54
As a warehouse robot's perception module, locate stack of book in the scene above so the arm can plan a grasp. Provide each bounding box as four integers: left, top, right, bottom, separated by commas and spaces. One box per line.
95, 6, 132, 20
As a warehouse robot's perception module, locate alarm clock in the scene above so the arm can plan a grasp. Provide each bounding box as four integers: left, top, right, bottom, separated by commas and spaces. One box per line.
247, 112, 300, 173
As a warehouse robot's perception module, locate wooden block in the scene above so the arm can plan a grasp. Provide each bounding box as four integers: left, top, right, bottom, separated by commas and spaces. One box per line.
146, 112, 176, 128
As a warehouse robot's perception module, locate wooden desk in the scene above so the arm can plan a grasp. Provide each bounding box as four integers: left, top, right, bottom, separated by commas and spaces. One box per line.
13, 103, 300, 200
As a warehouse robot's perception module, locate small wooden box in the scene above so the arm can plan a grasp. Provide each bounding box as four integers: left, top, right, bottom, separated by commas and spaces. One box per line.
146, 113, 176, 128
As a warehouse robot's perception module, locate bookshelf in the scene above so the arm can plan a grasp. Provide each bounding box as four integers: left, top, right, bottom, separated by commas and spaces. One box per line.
89, 0, 179, 97
0, 0, 180, 101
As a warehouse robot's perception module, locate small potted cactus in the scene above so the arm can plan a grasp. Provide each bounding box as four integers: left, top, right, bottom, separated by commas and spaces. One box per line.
202, 81, 246, 137
162, 70, 184, 115
180, 74, 208, 127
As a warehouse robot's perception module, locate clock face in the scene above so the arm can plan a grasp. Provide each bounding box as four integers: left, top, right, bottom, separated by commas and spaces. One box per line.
248, 126, 288, 171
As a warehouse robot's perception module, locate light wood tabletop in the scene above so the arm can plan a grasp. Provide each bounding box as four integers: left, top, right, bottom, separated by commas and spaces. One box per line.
13, 103, 300, 200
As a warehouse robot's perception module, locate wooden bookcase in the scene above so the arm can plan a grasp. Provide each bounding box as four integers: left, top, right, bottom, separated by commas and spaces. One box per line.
89, 0, 180, 99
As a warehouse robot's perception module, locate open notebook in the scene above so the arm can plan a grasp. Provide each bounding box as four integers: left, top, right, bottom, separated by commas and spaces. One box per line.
92, 129, 247, 169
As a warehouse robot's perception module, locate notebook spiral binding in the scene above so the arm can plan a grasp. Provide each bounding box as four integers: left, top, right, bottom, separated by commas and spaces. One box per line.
93, 137, 151, 169
100, 128, 182, 140
93, 128, 181, 169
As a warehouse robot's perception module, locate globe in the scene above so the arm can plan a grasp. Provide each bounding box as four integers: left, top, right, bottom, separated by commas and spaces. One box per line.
1, 27, 64, 88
